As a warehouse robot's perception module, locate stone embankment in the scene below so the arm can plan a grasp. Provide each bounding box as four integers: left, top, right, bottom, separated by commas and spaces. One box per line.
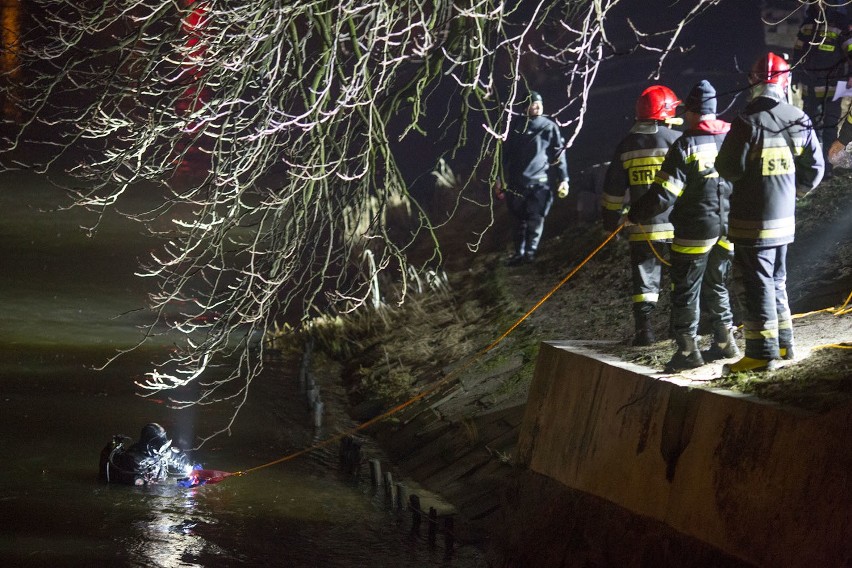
374, 341, 851, 567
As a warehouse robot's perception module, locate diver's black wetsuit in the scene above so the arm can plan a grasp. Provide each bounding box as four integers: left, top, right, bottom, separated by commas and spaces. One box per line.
99, 423, 191, 485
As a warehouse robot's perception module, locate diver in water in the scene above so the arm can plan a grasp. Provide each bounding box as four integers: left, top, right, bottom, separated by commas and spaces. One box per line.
99, 423, 193, 485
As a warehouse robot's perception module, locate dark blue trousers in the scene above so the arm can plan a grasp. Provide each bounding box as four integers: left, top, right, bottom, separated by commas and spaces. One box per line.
735, 245, 793, 359
670, 241, 735, 339
506, 184, 553, 256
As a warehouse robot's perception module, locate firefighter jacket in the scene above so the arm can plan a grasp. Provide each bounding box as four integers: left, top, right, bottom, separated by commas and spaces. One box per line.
793, 9, 849, 87
601, 121, 681, 241
501, 114, 569, 191
628, 119, 733, 253
715, 87, 824, 248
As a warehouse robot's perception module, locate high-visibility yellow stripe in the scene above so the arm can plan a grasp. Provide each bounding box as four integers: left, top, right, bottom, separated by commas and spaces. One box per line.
622, 156, 666, 168
671, 243, 714, 254
744, 328, 779, 340
627, 230, 674, 242
728, 224, 796, 240
655, 169, 684, 195
744, 319, 778, 340
728, 226, 794, 240
601, 193, 623, 211
660, 177, 683, 196
632, 293, 659, 303
685, 147, 719, 172
761, 146, 795, 175
716, 236, 734, 251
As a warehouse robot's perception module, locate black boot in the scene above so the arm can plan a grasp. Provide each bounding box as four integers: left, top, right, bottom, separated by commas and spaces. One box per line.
632, 314, 654, 346
665, 334, 704, 372
701, 325, 740, 362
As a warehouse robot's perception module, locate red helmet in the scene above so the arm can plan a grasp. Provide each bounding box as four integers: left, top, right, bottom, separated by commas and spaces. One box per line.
749, 52, 790, 90
635, 85, 681, 121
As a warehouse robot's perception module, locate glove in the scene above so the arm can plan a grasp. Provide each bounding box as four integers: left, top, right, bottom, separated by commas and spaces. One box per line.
827, 139, 846, 166
493, 180, 505, 200
556, 180, 569, 199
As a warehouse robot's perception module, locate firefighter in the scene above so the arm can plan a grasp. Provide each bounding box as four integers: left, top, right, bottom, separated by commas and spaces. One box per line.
496, 90, 570, 265
99, 423, 193, 485
628, 80, 738, 371
602, 85, 681, 346
715, 53, 824, 374
792, 5, 848, 176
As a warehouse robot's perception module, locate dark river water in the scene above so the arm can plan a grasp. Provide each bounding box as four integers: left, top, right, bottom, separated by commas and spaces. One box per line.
0, 173, 484, 567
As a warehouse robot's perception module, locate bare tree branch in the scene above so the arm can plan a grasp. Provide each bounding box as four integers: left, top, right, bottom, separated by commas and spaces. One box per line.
0, 0, 783, 438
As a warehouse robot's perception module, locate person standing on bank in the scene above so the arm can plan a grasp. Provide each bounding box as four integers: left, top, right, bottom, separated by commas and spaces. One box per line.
715, 52, 824, 374
791, 4, 848, 178
602, 85, 682, 346
495, 91, 570, 265
628, 80, 738, 372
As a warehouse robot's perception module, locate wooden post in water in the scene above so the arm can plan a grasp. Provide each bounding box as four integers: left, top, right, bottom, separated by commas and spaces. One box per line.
338, 436, 363, 477
312, 400, 323, 428
410, 494, 422, 534
298, 352, 307, 392
369, 459, 382, 487
298, 337, 313, 392
428, 507, 438, 546
383, 471, 396, 507
306, 385, 319, 410
339, 435, 351, 468
444, 515, 455, 553
396, 483, 409, 512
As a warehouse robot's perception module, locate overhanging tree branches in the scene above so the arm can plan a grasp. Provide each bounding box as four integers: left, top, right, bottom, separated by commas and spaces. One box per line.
0, 0, 727, 434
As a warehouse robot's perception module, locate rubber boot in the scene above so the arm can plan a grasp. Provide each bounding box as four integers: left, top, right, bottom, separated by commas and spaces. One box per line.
665, 334, 704, 372
701, 325, 740, 362
506, 253, 525, 267
631, 314, 654, 346
779, 344, 795, 360
721, 356, 778, 375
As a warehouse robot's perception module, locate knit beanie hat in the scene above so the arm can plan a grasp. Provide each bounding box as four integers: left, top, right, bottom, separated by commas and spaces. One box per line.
685, 80, 716, 115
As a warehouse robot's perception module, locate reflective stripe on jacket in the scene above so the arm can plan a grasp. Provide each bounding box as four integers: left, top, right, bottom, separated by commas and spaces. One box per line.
601, 121, 680, 240
715, 88, 824, 247
793, 12, 848, 83
629, 119, 733, 249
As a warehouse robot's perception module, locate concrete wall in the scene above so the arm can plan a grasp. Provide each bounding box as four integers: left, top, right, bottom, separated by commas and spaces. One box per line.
515, 341, 851, 568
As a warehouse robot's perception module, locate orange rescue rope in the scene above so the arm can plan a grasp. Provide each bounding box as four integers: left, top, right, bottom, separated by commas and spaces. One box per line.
230, 224, 627, 478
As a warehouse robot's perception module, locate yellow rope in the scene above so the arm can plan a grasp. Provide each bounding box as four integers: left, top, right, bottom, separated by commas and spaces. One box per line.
793, 290, 852, 319
812, 343, 852, 351
230, 224, 626, 478
230, 230, 849, 479
633, 222, 671, 267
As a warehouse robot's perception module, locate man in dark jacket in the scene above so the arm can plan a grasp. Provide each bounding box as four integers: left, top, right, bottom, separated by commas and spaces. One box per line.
497, 91, 570, 265
602, 85, 681, 345
629, 80, 738, 371
99, 423, 193, 485
715, 53, 824, 373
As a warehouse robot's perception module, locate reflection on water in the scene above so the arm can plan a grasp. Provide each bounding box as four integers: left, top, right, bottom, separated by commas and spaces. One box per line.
0, 173, 484, 566
128, 488, 231, 567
